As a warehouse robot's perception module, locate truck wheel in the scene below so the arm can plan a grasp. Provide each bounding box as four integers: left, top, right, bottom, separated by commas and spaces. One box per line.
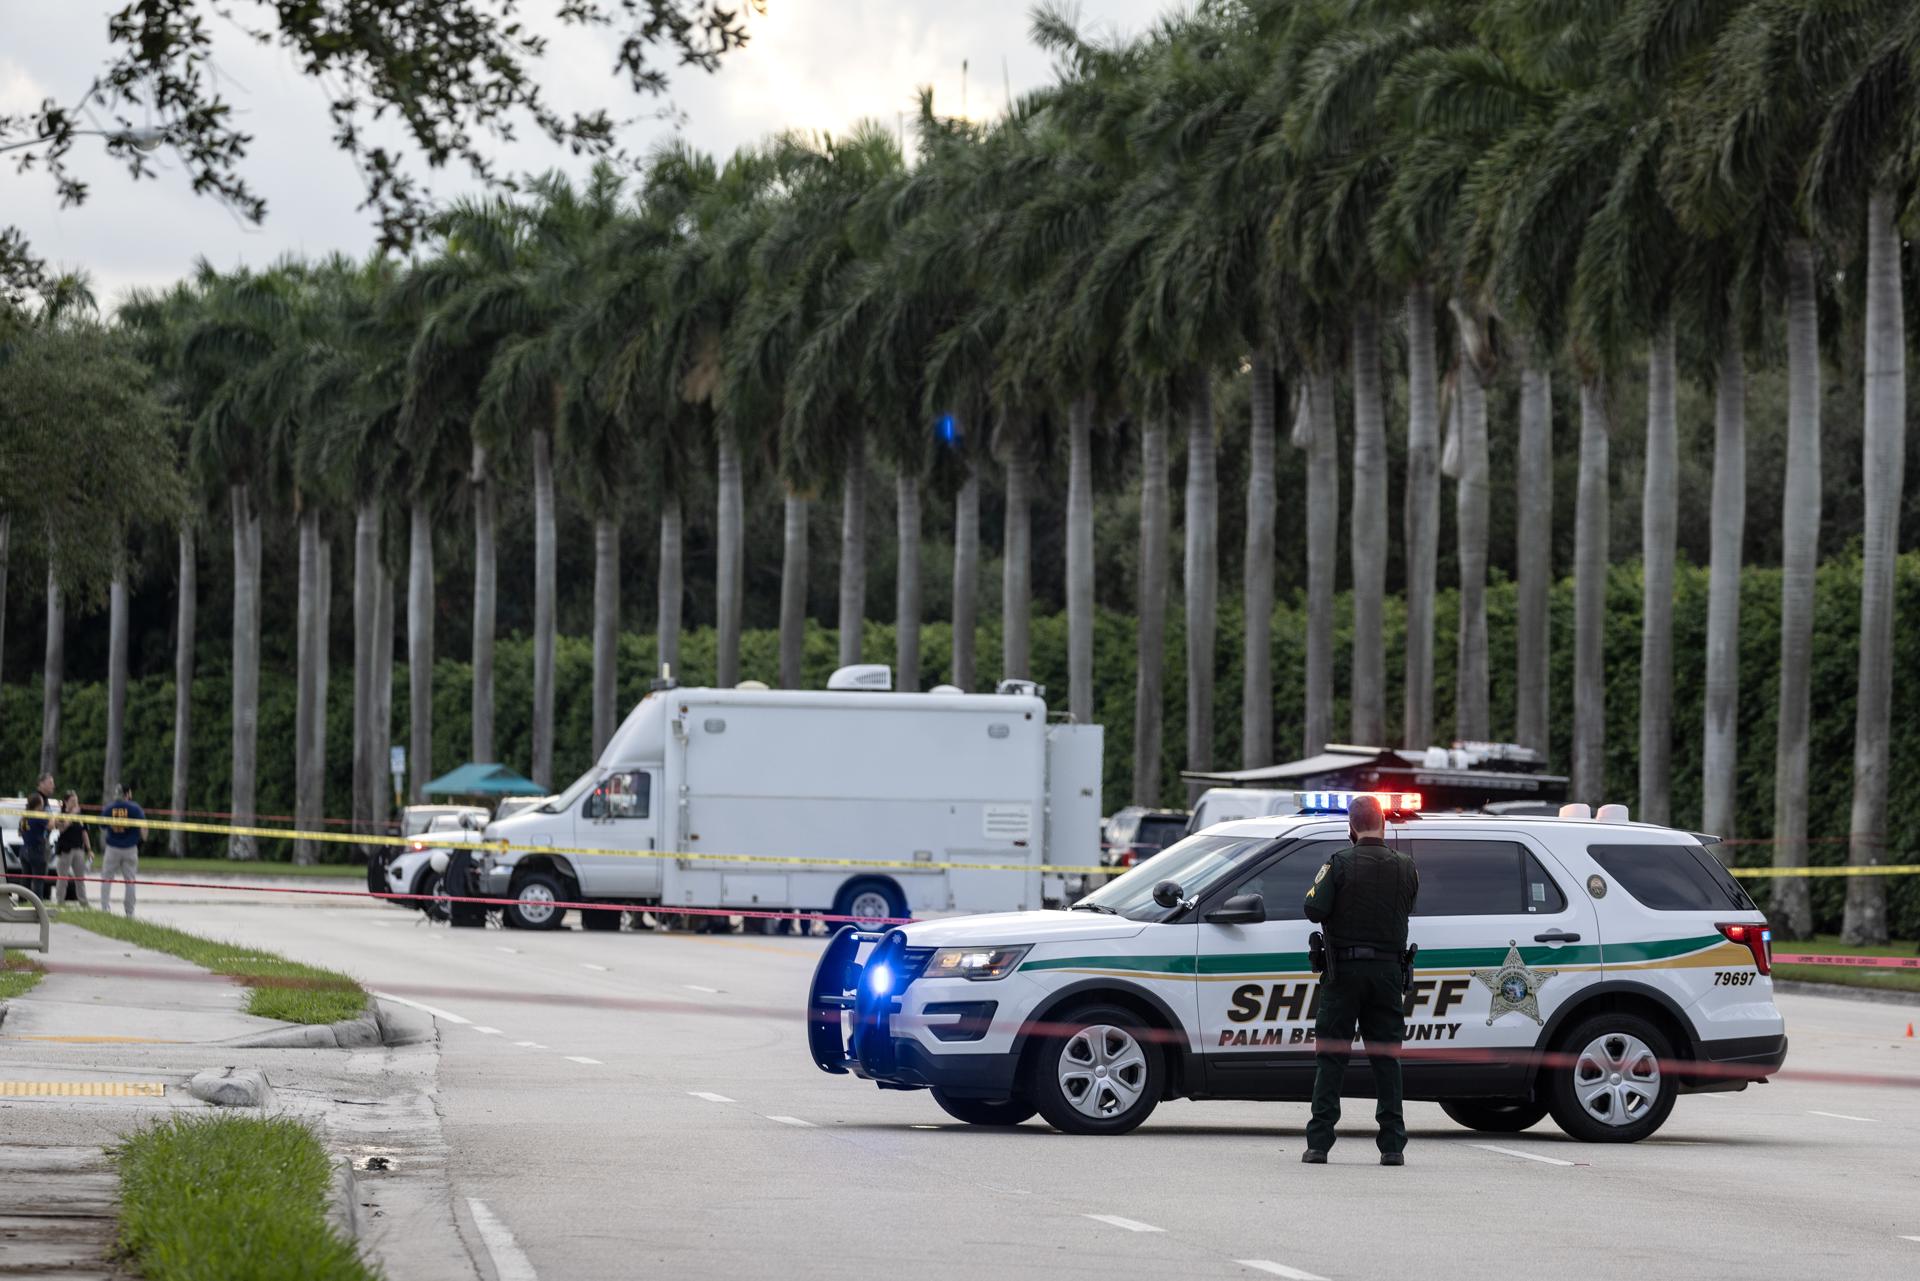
1545, 1012, 1677, 1143
931, 1090, 1037, 1127
833, 879, 906, 925
1029, 1003, 1162, 1135
504, 871, 568, 931
579, 907, 622, 932
1439, 1098, 1550, 1133
413, 868, 450, 923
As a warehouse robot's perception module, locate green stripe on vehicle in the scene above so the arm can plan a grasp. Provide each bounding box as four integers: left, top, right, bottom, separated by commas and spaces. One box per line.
1018, 935, 1727, 978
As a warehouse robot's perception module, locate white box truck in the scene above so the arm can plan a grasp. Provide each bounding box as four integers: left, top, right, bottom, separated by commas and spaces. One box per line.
477, 672, 1103, 931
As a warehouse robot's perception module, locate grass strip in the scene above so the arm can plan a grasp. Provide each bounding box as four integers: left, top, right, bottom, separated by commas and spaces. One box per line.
115, 1114, 378, 1281
57, 908, 367, 1024
1, 948, 44, 1000
144, 857, 364, 879
1774, 933, 1920, 995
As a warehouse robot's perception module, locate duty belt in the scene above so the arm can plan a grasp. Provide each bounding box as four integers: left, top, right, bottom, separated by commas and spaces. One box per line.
1332, 944, 1399, 961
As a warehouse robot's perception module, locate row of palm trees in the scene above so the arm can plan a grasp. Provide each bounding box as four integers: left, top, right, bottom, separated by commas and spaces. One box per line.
16, 0, 1913, 942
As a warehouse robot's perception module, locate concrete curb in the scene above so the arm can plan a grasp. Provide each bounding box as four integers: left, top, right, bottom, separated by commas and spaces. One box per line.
188, 1066, 276, 1108
1775, 978, 1920, 1008
329, 1156, 361, 1244
224, 998, 433, 1049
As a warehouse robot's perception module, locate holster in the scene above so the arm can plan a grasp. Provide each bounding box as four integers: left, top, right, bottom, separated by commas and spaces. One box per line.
1308, 930, 1328, 977
1400, 943, 1419, 997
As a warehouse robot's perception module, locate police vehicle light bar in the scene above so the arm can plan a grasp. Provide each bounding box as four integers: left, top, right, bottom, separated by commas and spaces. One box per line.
1295, 790, 1423, 815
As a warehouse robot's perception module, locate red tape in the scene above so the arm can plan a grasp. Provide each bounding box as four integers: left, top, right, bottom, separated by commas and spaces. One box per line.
1774, 952, 1920, 970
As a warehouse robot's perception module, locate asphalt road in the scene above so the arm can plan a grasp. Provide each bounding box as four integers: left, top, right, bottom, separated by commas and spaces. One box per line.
132, 880, 1920, 1281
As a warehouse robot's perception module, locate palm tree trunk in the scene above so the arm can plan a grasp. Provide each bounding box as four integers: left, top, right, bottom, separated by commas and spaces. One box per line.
295, 508, 320, 863
952, 467, 979, 689
1242, 355, 1276, 765
408, 503, 434, 803
229, 484, 261, 860
1067, 393, 1096, 724
1133, 418, 1171, 806
169, 525, 196, 857
1184, 375, 1218, 777
1303, 364, 1338, 756
1772, 238, 1821, 938
1402, 284, 1441, 749
591, 517, 620, 756
352, 499, 381, 847
372, 562, 394, 838
1572, 378, 1611, 805
1002, 432, 1034, 680
716, 436, 745, 685
895, 470, 922, 691
0, 515, 8, 750
1844, 188, 1905, 945
1349, 305, 1387, 746
1454, 341, 1490, 740
778, 492, 809, 688
103, 567, 130, 799
531, 426, 557, 790
1639, 317, 1678, 825
39, 561, 63, 777
1702, 323, 1746, 842
836, 438, 867, 670
657, 494, 683, 677
1515, 352, 1553, 754
470, 440, 496, 764
313, 537, 331, 852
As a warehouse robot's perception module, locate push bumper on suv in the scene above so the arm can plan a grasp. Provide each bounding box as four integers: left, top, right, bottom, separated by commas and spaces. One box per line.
806, 928, 1020, 1099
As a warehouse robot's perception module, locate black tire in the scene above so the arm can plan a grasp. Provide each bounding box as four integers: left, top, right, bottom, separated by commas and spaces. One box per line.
1028, 1003, 1163, 1135
930, 1090, 1037, 1127
579, 907, 623, 932
504, 871, 568, 931
413, 868, 450, 923
749, 914, 787, 935
625, 911, 655, 931
1545, 1012, 1678, 1143
832, 879, 907, 926
1439, 1098, 1550, 1133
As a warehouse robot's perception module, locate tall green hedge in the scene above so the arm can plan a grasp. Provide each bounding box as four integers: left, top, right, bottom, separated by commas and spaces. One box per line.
5, 551, 1916, 937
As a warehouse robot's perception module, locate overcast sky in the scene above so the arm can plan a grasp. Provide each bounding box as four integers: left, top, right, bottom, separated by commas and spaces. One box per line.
4, 2, 1168, 308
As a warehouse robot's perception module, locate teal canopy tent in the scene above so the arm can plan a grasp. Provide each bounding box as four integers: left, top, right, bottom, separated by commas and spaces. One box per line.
421, 762, 545, 799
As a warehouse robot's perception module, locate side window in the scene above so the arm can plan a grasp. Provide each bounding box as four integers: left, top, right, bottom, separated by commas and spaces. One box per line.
1231, 840, 1345, 921
1406, 839, 1565, 916
1587, 843, 1753, 911
589, 770, 650, 820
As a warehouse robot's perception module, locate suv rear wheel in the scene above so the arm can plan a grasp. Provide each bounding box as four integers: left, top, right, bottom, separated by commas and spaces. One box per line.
930, 1090, 1037, 1127
1439, 1098, 1550, 1133
1545, 1012, 1677, 1142
1028, 1003, 1162, 1135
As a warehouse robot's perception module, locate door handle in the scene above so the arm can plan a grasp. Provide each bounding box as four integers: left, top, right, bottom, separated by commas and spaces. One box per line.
1533, 930, 1581, 943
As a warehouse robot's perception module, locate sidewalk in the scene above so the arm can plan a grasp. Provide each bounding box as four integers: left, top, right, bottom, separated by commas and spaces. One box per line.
0, 922, 470, 1279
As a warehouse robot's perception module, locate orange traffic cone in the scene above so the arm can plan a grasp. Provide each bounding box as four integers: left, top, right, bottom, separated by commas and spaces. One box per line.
1907, 1022, 1914, 1038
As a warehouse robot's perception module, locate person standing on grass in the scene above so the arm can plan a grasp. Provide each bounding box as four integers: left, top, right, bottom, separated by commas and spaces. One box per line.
100, 783, 146, 917
53, 790, 92, 906
17, 773, 55, 901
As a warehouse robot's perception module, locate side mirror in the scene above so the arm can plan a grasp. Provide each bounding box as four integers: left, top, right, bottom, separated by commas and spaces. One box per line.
1205, 893, 1266, 926
1151, 880, 1185, 910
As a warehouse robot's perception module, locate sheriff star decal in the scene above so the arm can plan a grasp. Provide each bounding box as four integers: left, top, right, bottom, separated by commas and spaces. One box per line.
1471, 942, 1556, 1026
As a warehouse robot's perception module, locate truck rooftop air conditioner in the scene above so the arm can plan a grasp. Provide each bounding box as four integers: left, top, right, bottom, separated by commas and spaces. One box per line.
827, 663, 893, 691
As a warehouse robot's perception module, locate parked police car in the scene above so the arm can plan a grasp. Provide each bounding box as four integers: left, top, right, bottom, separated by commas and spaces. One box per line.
808, 792, 1785, 1143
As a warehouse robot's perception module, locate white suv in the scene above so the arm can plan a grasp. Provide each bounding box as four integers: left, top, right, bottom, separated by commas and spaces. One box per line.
808, 793, 1785, 1143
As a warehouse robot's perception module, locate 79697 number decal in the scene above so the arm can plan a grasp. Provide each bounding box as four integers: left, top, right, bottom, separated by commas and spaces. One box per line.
1712, 970, 1755, 986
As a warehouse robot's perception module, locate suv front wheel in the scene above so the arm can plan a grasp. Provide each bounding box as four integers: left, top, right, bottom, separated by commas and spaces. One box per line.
1546, 1012, 1677, 1142
1029, 1004, 1162, 1135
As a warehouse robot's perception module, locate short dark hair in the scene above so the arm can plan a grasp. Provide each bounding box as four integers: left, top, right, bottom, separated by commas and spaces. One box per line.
1348, 794, 1386, 835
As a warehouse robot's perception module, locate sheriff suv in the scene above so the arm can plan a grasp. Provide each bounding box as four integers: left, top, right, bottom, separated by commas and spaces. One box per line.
808, 792, 1786, 1143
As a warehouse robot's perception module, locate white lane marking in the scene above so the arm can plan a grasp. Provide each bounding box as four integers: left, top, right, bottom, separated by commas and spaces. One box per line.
581, 963, 609, 972
1082, 1214, 1163, 1233
496, 946, 520, 954
1808, 1110, 1877, 1123
765, 1115, 814, 1127
564, 1056, 603, 1065
373, 992, 471, 1025
467, 1198, 538, 1281
1237, 1262, 1329, 1281
513, 1042, 548, 1049
1471, 1144, 1573, 1167
1899, 1235, 1920, 1242
689, 1091, 736, 1103
472, 1026, 503, 1035
682, 983, 721, 993
372, 920, 395, 928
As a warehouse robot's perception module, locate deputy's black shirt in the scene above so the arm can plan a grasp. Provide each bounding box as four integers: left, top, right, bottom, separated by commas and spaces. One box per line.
1302, 839, 1419, 951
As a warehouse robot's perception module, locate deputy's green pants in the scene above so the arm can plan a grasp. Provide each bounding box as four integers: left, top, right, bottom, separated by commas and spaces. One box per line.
1305, 960, 1406, 1154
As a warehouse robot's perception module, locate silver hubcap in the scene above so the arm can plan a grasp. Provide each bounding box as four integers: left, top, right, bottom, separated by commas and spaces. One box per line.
848, 890, 892, 922
1573, 1031, 1661, 1127
518, 883, 556, 924
427, 874, 450, 919
1058, 1024, 1148, 1120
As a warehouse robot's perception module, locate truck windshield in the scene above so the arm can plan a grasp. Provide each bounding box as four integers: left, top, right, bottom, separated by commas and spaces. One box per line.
539, 769, 601, 815
1075, 834, 1272, 921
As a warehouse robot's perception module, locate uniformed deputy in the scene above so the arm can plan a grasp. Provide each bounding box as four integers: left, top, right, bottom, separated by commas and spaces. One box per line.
1300, 793, 1419, 1165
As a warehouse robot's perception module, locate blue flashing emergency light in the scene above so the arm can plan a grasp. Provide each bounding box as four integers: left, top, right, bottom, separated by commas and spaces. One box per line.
867, 962, 894, 996
935, 413, 959, 446
1295, 790, 1423, 816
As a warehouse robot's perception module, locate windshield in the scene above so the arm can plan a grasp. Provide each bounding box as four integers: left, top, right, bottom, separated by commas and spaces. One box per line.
1076, 834, 1272, 921
539, 769, 601, 815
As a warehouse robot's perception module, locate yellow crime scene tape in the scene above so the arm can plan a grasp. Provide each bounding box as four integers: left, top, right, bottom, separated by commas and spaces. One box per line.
6, 808, 1914, 880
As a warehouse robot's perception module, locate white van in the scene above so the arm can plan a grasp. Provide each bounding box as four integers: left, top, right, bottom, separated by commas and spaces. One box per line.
479, 674, 1103, 931
1187, 787, 1301, 835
